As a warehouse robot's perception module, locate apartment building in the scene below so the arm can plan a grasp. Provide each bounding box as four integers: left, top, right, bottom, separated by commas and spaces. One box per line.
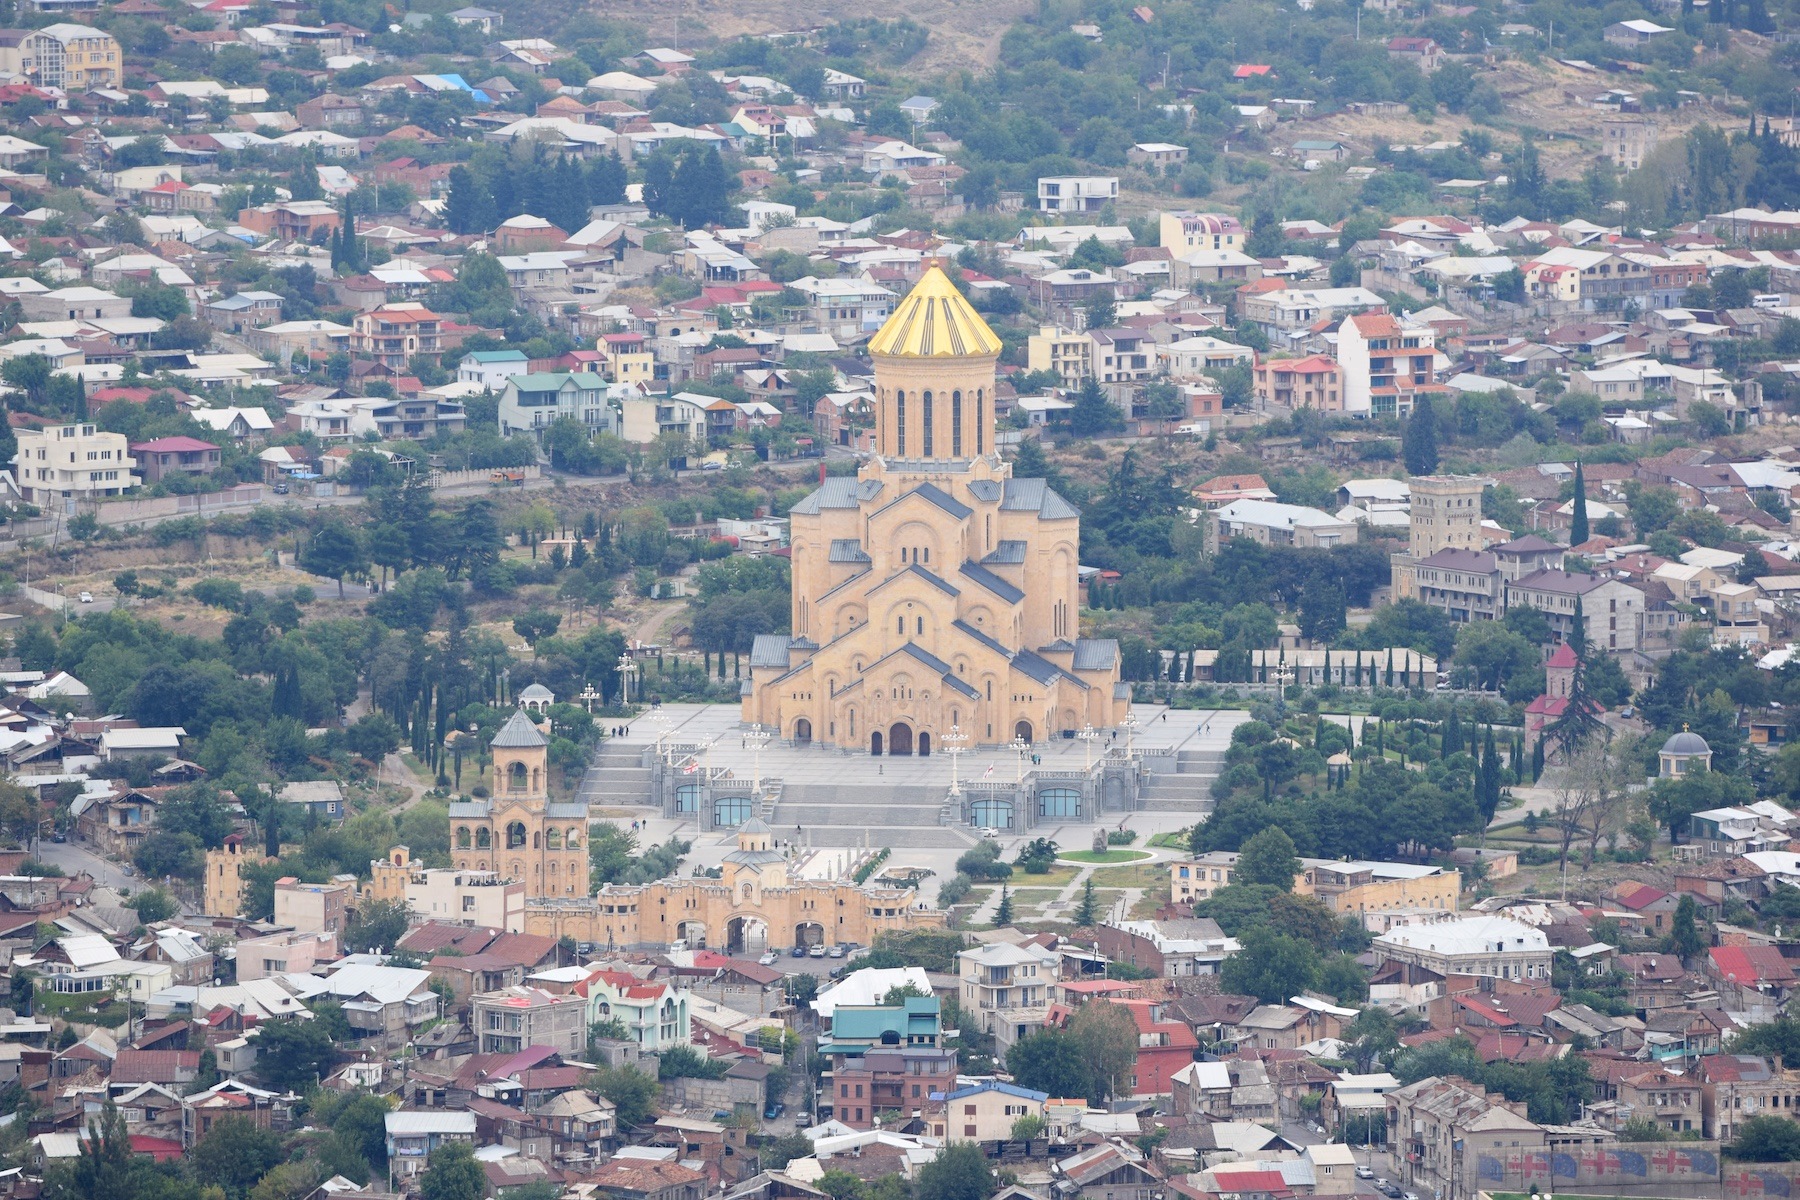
0, 25, 122, 90
958, 941, 1059, 1043
1037, 175, 1118, 213
13, 423, 136, 504
367, 847, 526, 931
1026, 325, 1093, 387
237, 200, 343, 241
1253, 355, 1343, 411
1158, 335, 1255, 382
1158, 211, 1245, 253
1385, 1076, 1545, 1200
472, 986, 587, 1054
1090, 328, 1153, 387
1503, 569, 1645, 653
1372, 915, 1553, 983
1206, 499, 1358, 553
1414, 548, 1502, 623
351, 304, 442, 370
1338, 311, 1449, 417
273, 876, 355, 935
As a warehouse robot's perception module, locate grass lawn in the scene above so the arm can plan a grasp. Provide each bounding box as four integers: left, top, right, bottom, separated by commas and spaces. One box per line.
1058, 849, 1152, 864
1147, 831, 1191, 850
1011, 864, 1081, 888
1010, 888, 1062, 902
1090, 863, 1167, 889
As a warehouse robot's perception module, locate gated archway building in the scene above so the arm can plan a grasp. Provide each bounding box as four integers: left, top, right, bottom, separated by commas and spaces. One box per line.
742, 267, 1127, 752
519, 819, 947, 950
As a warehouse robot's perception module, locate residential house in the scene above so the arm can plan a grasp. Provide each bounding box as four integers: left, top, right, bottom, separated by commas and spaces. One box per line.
1254, 356, 1344, 411
13, 423, 137, 503
472, 986, 588, 1055
350, 305, 441, 369
129, 437, 220, 484
1037, 176, 1118, 214
925, 1080, 1048, 1143
497, 373, 615, 438
1504, 570, 1645, 654
1371, 916, 1554, 983
1206, 499, 1358, 553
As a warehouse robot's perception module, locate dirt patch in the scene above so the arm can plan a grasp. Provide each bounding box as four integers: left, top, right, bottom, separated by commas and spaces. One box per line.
616, 0, 1036, 74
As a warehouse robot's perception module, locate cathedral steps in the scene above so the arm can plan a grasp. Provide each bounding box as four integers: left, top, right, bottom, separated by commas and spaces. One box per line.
579, 741, 657, 810
768, 781, 978, 849
1138, 748, 1224, 813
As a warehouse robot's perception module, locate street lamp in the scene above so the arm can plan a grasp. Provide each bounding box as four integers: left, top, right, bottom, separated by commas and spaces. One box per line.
747, 724, 770, 800
616, 652, 638, 706
1011, 736, 1029, 782
1079, 723, 1098, 771
944, 724, 969, 798
648, 709, 672, 761
1122, 709, 1141, 759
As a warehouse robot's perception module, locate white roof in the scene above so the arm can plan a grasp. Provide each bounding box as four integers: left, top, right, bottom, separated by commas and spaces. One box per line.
1172, 1060, 1231, 1090
813, 967, 935, 1018
100, 727, 185, 749
58, 934, 121, 970
385, 1111, 477, 1135
1613, 18, 1673, 32
282, 962, 429, 1005
1214, 498, 1348, 531
1339, 478, 1411, 502
190, 406, 276, 432
1374, 915, 1548, 956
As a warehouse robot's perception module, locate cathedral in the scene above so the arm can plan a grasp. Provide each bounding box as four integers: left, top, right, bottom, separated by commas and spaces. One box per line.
743, 267, 1127, 751
450, 709, 591, 898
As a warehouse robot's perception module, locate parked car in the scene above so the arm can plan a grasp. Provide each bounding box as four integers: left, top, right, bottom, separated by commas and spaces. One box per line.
809, 944, 826, 958
791, 945, 807, 958
828, 944, 846, 958
272, 483, 290, 494
763, 1102, 785, 1119
1354, 1166, 1374, 1180
758, 952, 778, 965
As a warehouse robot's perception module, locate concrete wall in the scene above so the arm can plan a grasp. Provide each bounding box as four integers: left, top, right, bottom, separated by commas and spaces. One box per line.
660, 1074, 760, 1112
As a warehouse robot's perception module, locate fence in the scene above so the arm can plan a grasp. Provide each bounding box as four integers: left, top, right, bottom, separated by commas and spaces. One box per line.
428, 465, 542, 489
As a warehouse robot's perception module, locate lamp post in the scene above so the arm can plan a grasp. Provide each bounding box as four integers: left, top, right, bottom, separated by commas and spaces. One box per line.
1011, 736, 1029, 782
648, 709, 672, 762
944, 724, 969, 798
616, 652, 638, 706
747, 724, 770, 800
1122, 709, 1140, 759
1079, 723, 1098, 772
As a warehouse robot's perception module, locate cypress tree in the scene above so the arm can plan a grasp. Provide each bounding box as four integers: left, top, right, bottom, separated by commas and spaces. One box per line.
1403, 394, 1439, 474
1531, 737, 1545, 781
1570, 595, 1588, 659
1569, 461, 1589, 546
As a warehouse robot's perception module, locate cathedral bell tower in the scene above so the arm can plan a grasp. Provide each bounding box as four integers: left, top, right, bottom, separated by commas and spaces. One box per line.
868, 267, 1004, 464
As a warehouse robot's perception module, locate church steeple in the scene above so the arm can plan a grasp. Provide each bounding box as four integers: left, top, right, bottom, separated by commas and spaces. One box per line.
869, 267, 1001, 464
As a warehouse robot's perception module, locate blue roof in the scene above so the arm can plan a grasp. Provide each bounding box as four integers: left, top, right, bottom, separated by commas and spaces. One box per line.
467, 349, 528, 362
932, 1080, 1050, 1104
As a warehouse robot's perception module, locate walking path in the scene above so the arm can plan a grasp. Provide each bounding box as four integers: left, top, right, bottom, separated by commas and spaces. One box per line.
963, 844, 1180, 927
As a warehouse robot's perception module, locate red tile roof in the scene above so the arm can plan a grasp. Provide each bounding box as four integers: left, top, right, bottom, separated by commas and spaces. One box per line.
1711, 944, 1800, 986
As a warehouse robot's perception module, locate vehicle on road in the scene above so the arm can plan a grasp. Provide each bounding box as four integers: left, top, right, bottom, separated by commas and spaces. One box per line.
272, 483, 289, 495
50, 832, 65, 843
78, 592, 92, 603
1354, 1167, 1374, 1180
759, 952, 778, 965
763, 1103, 785, 1119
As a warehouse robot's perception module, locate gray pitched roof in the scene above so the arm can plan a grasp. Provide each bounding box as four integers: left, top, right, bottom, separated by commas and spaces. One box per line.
953, 619, 1010, 657
828, 539, 872, 563
491, 710, 548, 748
787, 477, 881, 516
869, 563, 959, 598
959, 560, 1024, 604
750, 634, 794, 669
1072, 639, 1119, 671
968, 479, 1002, 503
982, 540, 1027, 564
1002, 477, 1081, 519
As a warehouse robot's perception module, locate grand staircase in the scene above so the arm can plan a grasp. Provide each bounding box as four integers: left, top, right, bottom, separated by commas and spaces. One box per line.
766, 781, 979, 849
579, 741, 657, 811
1137, 747, 1224, 814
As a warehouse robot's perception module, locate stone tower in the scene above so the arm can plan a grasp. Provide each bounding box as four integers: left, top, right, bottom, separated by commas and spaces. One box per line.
449, 709, 591, 898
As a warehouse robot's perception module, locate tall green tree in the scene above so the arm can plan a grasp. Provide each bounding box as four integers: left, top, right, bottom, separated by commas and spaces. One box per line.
1569, 461, 1589, 546
1235, 826, 1300, 889
301, 520, 367, 598
916, 1142, 999, 1200
1403, 394, 1439, 475
419, 1141, 486, 1200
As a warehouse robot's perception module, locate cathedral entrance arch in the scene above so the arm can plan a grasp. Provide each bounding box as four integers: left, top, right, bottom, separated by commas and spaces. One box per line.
795, 921, 825, 948
677, 920, 708, 948
794, 718, 812, 745
871, 731, 883, 756
918, 732, 931, 756
889, 723, 914, 756
726, 915, 768, 954
1015, 720, 1034, 744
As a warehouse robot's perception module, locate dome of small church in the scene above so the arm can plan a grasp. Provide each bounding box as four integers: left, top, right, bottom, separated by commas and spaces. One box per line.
866, 265, 1003, 358
1661, 728, 1710, 757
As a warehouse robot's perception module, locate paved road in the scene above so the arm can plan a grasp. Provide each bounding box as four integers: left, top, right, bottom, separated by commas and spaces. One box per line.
34, 836, 135, 890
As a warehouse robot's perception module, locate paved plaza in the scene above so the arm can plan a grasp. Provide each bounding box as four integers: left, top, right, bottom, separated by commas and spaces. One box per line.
593, 702, 1245, 904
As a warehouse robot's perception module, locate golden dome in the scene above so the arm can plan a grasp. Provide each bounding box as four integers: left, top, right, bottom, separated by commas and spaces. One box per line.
866, 266, 1003, 358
